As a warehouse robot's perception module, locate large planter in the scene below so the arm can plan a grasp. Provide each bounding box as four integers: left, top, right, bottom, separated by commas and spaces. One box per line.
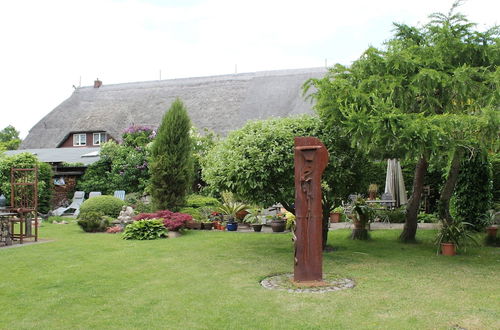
252, 224, 263, 232
227, 222, 238, 231
186, 221, 202, 230
271, 220, 286, 232
330, 213, 341, 223
440, 242, 456, 256
202, 222, 213, 230
486, 226, 498, 237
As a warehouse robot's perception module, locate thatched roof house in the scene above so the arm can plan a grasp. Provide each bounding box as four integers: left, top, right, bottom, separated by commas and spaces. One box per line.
20, 67, 326, 149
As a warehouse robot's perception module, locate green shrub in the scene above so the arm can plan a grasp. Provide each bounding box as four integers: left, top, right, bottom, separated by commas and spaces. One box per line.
417, 212, 439, 223
377, 208, 406, 223
185, 194, 220, 208
452, 150, 493, 231
79, 195, 126, 218
178, 207, 203, 220
122, 219, 167, 240
77, 211, 110, 232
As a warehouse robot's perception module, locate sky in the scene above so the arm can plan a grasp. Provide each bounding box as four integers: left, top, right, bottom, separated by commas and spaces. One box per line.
0, 0, 498, 139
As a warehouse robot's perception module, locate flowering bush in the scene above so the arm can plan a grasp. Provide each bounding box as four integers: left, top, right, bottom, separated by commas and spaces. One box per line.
134, 210, 192, 231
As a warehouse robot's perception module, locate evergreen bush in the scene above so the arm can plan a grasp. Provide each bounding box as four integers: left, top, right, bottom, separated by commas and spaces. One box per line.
150, 99, 193, 210
452, 150, 493, 230
79, 195, 126, 218
77, 211, 110, 232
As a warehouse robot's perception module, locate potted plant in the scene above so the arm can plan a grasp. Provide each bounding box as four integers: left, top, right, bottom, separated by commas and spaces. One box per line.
435, 219, 478, 256
284, 211, 296, 231
217, 201, 248, 231
349, 197, 375, 240
269, 214, 286, 233
368, 184, 378, 200
330, 206, 344, 223
243, 208, 264, 232
482, 209, 499, 237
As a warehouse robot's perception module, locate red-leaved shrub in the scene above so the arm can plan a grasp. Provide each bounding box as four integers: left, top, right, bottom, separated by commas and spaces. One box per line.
134, 210, 192, 231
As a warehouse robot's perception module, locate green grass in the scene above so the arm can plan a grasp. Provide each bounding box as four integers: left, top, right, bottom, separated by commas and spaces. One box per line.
1, 224, 499, 329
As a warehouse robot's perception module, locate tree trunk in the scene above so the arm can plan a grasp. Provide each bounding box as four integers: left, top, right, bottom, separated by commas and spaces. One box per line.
399, 155, 428, 242
438, 148, 463, 225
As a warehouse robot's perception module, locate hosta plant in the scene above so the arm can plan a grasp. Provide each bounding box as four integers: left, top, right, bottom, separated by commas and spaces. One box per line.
122, 219, 167, 240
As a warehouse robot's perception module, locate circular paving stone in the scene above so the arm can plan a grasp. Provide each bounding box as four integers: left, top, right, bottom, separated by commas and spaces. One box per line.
260, 273, 355, 293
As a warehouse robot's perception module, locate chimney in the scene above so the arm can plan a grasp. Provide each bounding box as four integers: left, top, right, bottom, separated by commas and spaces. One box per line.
94, 78, 102, 88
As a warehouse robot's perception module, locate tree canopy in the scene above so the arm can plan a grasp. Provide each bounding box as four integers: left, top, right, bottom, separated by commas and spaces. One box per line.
305, 2, 499, 241
0, 125, 22, 150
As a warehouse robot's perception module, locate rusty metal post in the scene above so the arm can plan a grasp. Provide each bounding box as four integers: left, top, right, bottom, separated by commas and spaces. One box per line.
293, 137, 329, 283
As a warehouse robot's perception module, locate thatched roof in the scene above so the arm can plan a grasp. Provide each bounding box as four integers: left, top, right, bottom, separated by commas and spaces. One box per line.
21, 67, 326, 149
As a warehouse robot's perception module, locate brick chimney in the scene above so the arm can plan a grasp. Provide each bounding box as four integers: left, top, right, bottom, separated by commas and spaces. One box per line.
94, 79, 102, 88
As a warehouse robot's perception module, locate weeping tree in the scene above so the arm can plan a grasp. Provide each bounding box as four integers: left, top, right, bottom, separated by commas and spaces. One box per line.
150, 99, 193, 210
306, 1, 499, 242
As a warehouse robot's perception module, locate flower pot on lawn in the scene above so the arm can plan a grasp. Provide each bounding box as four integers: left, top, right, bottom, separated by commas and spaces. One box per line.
440, 243, 456, 256
330, 212, 341, 223
486, 226, 498, 237
252, 224, 263, 232
226, 222, 238, 231
271, 220, 286, 232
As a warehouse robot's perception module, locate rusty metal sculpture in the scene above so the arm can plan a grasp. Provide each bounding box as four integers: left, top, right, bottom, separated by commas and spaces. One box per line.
293, 137, 329, 284
9, 167, 38, 244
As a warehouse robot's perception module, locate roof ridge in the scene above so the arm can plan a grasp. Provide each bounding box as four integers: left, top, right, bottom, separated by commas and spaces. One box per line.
78, 67, 327, 90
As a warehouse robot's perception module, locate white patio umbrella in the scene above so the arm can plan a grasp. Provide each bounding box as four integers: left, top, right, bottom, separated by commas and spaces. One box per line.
384, 159, 407, 207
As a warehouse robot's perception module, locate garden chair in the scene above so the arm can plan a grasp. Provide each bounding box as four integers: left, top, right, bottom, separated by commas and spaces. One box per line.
381, 192, 394, 209
89, 191, 102, 198
113, 190, 125, 201
53, 191, 85, 216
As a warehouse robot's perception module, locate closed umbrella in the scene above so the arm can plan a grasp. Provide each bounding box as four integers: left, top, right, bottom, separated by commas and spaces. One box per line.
384, 159, 407, 207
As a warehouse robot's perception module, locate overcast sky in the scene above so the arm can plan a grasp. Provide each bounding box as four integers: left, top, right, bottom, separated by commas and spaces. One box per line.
0, 0, 498, 139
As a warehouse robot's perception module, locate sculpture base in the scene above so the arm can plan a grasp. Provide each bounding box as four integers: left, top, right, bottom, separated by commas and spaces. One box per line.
292, 280, 328, 287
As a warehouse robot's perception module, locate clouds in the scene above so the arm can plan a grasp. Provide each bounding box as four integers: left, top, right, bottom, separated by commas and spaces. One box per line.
0, 0, 498, 138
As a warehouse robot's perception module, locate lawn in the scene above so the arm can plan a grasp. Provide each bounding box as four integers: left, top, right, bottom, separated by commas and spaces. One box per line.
1, 224, 499, 329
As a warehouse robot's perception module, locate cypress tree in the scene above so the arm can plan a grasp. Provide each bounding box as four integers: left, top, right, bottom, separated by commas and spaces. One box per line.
150, 98, 193, 210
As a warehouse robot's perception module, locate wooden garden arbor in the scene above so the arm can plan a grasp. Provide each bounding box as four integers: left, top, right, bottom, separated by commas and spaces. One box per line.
9, 167, 39, 244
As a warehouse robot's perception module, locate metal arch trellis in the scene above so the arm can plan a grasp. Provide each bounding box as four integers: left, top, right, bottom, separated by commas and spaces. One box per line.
10, 167, 38, 243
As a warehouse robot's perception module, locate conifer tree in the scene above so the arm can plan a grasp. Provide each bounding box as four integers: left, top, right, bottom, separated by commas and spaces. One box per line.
150, 99, 193, 210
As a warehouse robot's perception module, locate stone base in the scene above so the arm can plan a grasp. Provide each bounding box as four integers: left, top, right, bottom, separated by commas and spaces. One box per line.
261, 273, 355, 293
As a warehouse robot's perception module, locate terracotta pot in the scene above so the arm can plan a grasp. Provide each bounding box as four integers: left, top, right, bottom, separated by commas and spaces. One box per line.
486, 226, 498, 237
440, 243, 456, 256
330, 213, 341, 223
271, 220, 286, 232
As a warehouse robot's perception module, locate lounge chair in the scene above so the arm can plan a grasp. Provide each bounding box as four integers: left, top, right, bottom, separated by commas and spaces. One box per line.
113, 190, 125, 200
53, 191, 85, 216
89, 191, 102, 198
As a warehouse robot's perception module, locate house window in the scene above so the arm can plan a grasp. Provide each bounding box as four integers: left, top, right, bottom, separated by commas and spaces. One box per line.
73, 133, 86, 146
93, 132, 107, 145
